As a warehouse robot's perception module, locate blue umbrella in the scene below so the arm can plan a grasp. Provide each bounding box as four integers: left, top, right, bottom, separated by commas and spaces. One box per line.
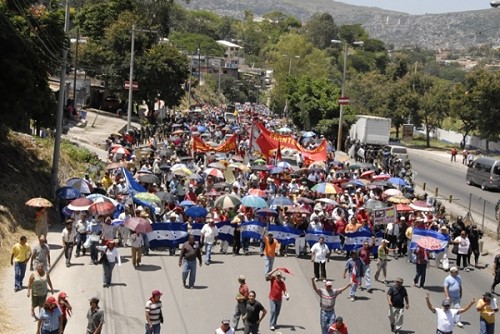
179, 200, 197, 207
56, 186, 81, 199
197, 126, 207, 133
270, 167, 284, 174
389, 177, 408, 186
302, 131, 316, 138
241, 195, 268, 209
268, 196, 293, 207
256, 208, 278, 216
185, 206, 208, 218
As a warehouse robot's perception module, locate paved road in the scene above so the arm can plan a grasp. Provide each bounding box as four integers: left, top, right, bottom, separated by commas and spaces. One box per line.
4, 232, 497, 334
410, 148, 499, 226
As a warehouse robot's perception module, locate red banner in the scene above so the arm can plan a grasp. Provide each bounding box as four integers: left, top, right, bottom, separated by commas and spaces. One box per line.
252, 123, 327, 161
192, 134, 238, 153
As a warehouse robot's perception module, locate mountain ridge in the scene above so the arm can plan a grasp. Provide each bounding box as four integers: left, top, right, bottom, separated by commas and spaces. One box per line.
182, 0, 500, 49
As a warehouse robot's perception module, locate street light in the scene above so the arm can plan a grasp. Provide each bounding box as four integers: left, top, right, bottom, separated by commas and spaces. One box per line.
283, 54, 300, 123
331, 39, 364, 152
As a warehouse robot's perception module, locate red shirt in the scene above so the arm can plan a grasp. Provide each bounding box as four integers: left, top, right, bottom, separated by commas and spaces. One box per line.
328, 322, 348, 334
335, 219, 346, 234
268, 277, 286, 302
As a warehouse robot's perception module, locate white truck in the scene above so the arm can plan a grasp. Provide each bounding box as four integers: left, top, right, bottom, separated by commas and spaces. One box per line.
349, 115, 391, 146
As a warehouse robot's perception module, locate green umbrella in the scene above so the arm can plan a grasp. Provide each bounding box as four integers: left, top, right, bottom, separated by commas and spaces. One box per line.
133, 193, 162, 206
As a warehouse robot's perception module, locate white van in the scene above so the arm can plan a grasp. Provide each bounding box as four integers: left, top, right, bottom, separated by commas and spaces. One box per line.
385, 145, 409, 162
466, 157, 500, 190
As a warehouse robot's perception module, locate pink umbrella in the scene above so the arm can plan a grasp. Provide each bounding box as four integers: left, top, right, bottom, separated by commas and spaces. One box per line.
124, 217, 152, 233
395, 204, 413, 212
417, 236, 443, 251
384, 189, 403, 197
89, 201, 116, 216
67, 198, 93, 211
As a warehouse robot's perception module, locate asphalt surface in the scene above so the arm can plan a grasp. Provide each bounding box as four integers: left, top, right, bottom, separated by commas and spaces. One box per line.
409, 148, 499, 231
1, 115, 499, 333
3, 232, 499, 334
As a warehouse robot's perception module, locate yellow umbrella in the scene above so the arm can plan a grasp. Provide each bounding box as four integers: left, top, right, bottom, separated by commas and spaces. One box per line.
387, 196, 411, 204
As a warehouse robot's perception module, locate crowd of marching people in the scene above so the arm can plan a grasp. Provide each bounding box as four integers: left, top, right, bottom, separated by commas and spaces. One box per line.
14, 104, 500, 333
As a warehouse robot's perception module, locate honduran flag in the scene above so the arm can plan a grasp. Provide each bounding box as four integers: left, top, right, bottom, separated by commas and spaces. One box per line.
305, 230, 341, 250
147, 223, 188, 248
410, 228, 449, 252
121, 167, 146, 195
343, 230, 380, 252
241, 221, 266, 240
268, 224, 302, 246
216, 221, 235, 242
189, 223, 204, 242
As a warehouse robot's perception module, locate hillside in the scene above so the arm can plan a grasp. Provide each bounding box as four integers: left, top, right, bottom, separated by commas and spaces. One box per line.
182, 0, 500, 49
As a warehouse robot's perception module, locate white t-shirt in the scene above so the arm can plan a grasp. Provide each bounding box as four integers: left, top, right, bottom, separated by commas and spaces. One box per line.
201, 224, 218, 244
453, 236, 470, 255
435, 308, 459, 332
310, 242, 329, 263
61, 228, 76, 243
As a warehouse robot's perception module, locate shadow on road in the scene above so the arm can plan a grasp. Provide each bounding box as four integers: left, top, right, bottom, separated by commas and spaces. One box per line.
276, 324, 306, 331
424, 285, 444, 293
136, 264, 162, 272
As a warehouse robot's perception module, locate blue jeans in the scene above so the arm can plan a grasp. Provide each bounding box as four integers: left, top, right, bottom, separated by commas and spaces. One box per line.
269, 299, 282, 327
320, 309, 336, 334
480, 317, 495, 334
265, 256, 275, 275
103, 261, 116, 285
14, 261, 27, 290
41, 329, 59, 334
204, 242, 214, 264
182, 259, 197, 288
145, 323, 161, 334
414, 263, 427, 288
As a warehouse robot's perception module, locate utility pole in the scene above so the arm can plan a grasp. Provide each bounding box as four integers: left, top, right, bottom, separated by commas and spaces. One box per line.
72, 27, 79, 107
50, 0, 70, 197
127, 24, 135, 132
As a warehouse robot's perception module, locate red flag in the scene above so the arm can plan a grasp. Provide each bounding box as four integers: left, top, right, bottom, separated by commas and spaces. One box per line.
277, 267, 294, 275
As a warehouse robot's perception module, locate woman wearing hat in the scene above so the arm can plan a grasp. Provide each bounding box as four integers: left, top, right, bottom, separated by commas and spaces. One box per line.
36, 295, 63, 334
96, 240, 121, 288
57, 292, 72, 333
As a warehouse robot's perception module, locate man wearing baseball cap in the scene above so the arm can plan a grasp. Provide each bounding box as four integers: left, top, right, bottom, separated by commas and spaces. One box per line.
214, 319, 234, 334
387, 277, 409, 333
146, 290, 163, 334
425, 291, 475, 334
443, 267, 464, 328
266, 268, 288, 331
311, 277, 350, 334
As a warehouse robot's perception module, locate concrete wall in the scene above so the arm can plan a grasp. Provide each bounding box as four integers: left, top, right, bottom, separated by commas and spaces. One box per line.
429, 128, 500, 153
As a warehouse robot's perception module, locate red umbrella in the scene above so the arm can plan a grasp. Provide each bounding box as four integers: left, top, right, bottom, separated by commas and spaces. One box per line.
124, 217, 152, 233
417, 236, 443, 251
111, 147, 130, 155
89, 201, 116, 216
395, 204, 413, 212
360, 170, 375, 179
247, 188, 267, 197
68, 198, 93, 211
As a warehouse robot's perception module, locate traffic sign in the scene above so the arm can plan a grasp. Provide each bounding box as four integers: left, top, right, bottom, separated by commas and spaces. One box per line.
124, 80, 139, 90
338, 96, 350, 105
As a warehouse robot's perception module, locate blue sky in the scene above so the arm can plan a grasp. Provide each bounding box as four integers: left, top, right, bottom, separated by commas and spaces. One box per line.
338, 0, 492, 15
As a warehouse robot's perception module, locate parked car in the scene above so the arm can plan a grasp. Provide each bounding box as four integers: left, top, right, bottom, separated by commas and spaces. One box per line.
101, 95, 120, 112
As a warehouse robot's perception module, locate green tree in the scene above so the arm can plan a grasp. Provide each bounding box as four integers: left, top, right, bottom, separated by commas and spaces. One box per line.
135, 43, 189, 108
168, 32, 225, 56
302, 12, 338, 50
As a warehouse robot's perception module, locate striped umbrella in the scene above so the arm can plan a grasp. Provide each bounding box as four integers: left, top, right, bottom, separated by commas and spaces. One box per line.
241, 195, 268, 209
214, 194, 242, 209
203, 168, 225, 179
311, 182, 342, 194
